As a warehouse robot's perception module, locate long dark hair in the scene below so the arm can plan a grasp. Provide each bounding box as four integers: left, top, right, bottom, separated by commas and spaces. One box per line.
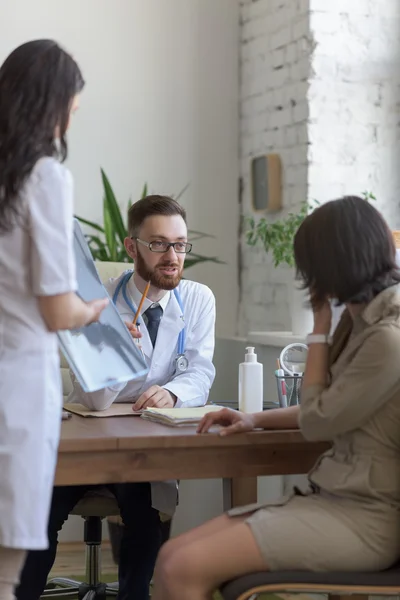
293, 196, 400, 308
0, 39, 85, 233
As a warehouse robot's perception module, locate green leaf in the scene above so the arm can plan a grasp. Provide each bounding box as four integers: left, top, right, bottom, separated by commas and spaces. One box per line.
362, 190, 376, 202
188, 229, 215, 240
85, 235, 109, 259
174, 183, 190, 201
101, 168, 127, 246
75, 215, 105, 234
103, 197, 117, 261
184, 256, 222, 269
185, 253, 224, 268
141, 182, 148, 199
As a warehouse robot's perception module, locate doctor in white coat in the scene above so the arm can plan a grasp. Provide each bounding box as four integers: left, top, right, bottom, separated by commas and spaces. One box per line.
18, 194, 216, 600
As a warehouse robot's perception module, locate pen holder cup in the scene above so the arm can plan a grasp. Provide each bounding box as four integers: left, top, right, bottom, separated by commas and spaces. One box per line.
275, 374, 303, 408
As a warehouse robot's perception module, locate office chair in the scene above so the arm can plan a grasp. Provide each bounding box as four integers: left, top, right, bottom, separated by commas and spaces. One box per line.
42, 490, 119, 599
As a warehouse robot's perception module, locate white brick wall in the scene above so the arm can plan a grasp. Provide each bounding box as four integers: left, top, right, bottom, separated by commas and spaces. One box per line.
308, 0, 400, 226
239, 0, 312, 335
239, 0, 400, 336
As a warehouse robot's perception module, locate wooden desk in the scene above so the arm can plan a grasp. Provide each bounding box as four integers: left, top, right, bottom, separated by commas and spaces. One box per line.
56, 416, 329, 508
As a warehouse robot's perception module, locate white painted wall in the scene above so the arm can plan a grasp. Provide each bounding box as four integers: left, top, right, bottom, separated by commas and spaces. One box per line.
0, 0, 239, 338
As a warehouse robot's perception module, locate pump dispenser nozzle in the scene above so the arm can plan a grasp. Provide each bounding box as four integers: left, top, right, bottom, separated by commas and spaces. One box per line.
245, 347, 257, 362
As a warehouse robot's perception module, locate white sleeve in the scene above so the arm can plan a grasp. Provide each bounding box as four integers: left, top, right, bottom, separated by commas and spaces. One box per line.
28, 158, 77, 296
67, 370, 127, 411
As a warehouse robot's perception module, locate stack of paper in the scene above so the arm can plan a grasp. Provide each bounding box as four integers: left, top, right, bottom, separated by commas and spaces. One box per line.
141, 405, 224, 427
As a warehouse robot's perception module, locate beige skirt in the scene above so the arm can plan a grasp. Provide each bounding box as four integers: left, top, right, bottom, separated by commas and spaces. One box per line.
228, 490, 400, 572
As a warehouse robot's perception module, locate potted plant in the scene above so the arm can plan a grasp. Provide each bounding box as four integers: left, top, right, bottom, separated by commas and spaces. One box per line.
245, 201, 312, 335
245, 192, 376, 336
75, 169, 222, 271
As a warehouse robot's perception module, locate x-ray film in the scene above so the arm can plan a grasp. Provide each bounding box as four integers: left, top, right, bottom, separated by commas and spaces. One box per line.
57, 220, 148, 392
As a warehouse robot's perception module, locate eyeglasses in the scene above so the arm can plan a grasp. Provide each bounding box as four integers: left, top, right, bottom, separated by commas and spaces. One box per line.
134, 238, 193, 254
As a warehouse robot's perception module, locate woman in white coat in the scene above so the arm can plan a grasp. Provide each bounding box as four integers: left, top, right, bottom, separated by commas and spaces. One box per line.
0, 40, 107, 599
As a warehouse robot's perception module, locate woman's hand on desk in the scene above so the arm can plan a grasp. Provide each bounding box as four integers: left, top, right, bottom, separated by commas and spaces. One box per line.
197, 408, 255, 436
198, 405, 301, 435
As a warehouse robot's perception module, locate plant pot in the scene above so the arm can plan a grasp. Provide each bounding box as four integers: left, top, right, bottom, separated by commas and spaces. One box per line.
290, 281, 313, 336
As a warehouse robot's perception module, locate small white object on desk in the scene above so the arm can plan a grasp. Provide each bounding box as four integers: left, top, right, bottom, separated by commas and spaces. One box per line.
238, 346, 263, 414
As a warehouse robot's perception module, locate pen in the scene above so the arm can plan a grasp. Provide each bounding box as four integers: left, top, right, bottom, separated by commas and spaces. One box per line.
276, 358, 288, 407
132, 281, 150, 326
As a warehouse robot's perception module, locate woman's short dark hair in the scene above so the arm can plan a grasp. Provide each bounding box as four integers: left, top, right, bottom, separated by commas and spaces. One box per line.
128, 195, 187, 237
0, 39, 85, 233
294, 195, 400, 307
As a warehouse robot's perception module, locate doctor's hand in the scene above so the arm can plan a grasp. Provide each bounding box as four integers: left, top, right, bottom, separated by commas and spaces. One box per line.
197, 407, 255, 436
133, 386, 177, 411
125, 322, 142, 340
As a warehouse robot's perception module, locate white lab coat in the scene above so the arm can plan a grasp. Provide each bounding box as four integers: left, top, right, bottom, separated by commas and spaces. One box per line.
0, 158, 77, 549
68, 272, 216, 514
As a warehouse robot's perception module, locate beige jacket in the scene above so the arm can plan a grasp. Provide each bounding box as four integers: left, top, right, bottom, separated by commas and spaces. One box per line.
299, 284, 400, 508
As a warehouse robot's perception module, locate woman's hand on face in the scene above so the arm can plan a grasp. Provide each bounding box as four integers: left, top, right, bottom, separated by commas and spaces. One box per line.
197, 407, 255, 436
311, 294, 332, 335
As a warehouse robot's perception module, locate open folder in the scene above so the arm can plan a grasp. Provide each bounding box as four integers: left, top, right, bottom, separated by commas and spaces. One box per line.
64, 403, 140, 418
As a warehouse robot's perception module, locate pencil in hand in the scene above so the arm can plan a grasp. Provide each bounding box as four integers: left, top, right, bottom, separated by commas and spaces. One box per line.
132, 281, 150, 326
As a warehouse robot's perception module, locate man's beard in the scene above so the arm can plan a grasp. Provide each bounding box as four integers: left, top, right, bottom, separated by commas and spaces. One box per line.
135, 251, 183, 290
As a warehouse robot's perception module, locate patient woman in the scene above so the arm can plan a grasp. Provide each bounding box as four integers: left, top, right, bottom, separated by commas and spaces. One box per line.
152, 196, 400, 599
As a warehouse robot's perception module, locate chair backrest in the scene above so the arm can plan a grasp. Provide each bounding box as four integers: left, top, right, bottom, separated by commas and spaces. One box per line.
60, 261, 129, 401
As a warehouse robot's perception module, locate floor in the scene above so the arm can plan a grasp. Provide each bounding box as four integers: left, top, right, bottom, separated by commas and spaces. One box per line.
50, 542, 116, 579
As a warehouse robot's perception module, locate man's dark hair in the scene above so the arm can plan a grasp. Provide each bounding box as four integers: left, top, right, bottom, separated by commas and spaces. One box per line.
293, 195, 400, 307
127, 195, 187, 237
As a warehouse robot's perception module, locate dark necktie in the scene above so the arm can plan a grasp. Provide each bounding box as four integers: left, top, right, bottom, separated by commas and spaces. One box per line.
144, 305, 163, 347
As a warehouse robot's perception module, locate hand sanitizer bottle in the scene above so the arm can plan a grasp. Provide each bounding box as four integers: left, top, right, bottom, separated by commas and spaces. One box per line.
238, 347, 263, 414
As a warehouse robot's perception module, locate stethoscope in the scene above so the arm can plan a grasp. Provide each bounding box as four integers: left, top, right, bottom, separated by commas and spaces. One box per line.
112, 270, 188, 373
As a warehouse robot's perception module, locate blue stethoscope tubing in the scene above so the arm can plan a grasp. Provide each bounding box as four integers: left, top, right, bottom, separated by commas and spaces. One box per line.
112, 270, 186, 366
